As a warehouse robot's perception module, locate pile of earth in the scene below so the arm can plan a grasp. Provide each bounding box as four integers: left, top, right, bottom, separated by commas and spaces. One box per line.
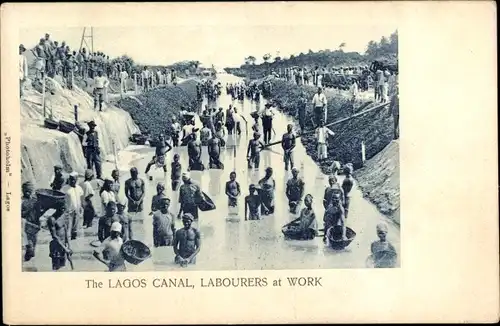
264, 79, 394, 172
116, 80, 199, 137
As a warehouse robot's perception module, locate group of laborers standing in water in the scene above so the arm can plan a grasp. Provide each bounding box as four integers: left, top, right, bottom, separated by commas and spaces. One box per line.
21, 76, 396, 272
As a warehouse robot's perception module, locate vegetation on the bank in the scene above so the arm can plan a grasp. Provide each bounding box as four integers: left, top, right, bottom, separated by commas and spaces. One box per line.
226, 30, 398, 79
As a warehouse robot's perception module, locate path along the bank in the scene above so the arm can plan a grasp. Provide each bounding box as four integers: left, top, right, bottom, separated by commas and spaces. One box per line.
23, 73, 400, 272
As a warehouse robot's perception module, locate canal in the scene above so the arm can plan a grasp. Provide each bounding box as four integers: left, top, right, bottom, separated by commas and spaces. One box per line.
23, 73, 400, 272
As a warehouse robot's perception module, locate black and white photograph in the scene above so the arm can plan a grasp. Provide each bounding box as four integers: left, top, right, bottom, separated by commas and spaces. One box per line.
19, 25, 400, 272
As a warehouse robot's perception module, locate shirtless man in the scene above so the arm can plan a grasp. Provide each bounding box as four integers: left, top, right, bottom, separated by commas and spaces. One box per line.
145, 134, 172, 180
258, 167, 276, 215
98, 201, 118, 242
281, 124, 296, 171
124, 167, 145, 214
22, 181, 41, 261
244, 184, 262, 221
115, 199, 132, 242
178, 173, 202, 221
187, 133, 204, 171
93, 221, 126, 272
323, 175, 345, 210
341, 164, 354, 218
286, 167, 305, 214
370, 222, 397, 268
225, 172, 241, 215
153, 196, 176, 247
323, 194, 347, 242
150, 182, 166, 213
47, 202, 72, 271
171, 154, 182, 191
173, 213, 201, 267
50, 165, 66, 191
200, 123, 212, 146
207, 132, 223, 169
246, 132, 265, 169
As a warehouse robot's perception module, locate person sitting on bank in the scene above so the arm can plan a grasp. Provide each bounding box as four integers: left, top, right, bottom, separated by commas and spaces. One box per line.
369, 222, 397, 268
285, 194, 318, 240
153, 195, 176, 247
93, 221, 126, 272
173, 213, 201, 267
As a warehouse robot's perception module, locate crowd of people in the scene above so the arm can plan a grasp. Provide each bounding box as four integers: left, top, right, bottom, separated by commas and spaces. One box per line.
18, 32, 179, 105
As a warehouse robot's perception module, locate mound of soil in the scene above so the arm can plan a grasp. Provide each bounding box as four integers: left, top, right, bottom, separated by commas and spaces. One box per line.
265, 80, 395, 172
116, 80, 199, 137
354, 141, 400, 223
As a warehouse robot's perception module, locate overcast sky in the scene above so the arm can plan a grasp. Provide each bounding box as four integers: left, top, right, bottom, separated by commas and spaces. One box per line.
20, 25, 397, 68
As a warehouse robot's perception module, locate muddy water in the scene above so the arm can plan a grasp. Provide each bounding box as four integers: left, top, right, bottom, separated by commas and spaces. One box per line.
23, 73, 400, 272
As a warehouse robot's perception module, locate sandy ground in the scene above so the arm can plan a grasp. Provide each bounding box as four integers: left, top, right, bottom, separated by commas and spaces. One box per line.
22, 73, 400, 272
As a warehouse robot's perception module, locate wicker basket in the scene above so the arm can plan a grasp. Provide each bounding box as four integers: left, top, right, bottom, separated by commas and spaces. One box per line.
120, 240, 151, 265
59, 120, 76, 134
44, 118, 59, 130
35, 189, 66, 210
327, 226, 356, 250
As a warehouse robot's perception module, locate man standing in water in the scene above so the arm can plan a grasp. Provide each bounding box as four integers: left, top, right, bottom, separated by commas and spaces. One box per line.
247, 132, 265, 169
286, 167, 305, 214
187, 132, 204, 171
341, 164, 354, 219
297, 91, 308, 131
174, 213, 201, 267
145, 133, 172, 181
225, 171, 241, 216
22, 181, 40, 261
171, 116, 181, 147
124, 167, 145, 216
244, 184, 262, 221
93, 221, 126, 272
281, 124, 296, 171
311, 87, 327, 127
207, 131, 223, 169
261, 104, 275, 145
258, 167, 276, 215
47, 201, 72, 271
178, 172, 202, 221
171, 153, 182, 191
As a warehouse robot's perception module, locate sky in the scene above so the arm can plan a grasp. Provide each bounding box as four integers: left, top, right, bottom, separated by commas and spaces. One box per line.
20, 25, 397, 68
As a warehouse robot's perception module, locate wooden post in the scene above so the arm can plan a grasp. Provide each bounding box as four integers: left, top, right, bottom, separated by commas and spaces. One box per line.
42, 73, 46, 118
112, 140, 118, 170
134, 73, 138, 94
74, 105, 78, 122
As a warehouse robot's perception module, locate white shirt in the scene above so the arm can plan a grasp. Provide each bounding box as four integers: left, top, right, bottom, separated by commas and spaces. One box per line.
142, 70, 150, 78
316, 127, 335, 144
81, 180, 95, 199
94, 76, 109, 89
19, 54, 28, 80
312, 93, 327, 107
65, 185, 84, 212
94, 236, 125, 271
119, 71, 129, 81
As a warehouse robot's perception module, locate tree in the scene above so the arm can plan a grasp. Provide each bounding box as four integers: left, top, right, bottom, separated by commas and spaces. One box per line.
365, 40, 379, 57
263, 53, 272, 63
274, 56, 282, 63
338, 42, 346, 51
248, 56, 256, 65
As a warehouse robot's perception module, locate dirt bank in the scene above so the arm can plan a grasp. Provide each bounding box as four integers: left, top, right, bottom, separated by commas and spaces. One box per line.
263, 78, 399, 221
21, 77, 140, 188
116, 80, 199, 137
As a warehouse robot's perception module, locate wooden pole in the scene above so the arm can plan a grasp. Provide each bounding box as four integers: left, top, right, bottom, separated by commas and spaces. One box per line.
74, 105, 78, 123
42, 73, 46, 118
134, 73, 138, 94
361, 141, 366, 165
263, 101, 390, 148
